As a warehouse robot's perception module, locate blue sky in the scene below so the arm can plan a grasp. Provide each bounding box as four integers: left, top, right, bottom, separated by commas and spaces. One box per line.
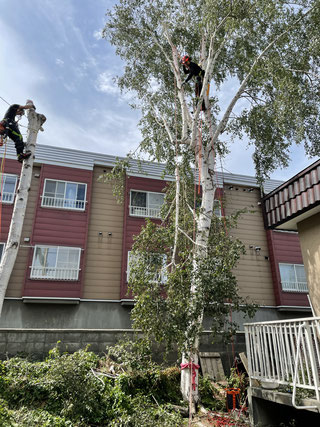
0, 0, 316, 181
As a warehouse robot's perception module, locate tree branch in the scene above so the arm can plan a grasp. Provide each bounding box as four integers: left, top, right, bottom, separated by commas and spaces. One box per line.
212, 4, 317, 141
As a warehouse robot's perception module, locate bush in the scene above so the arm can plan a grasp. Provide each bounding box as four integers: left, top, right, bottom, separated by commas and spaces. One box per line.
0, 343, 183, 426
198, 375, 225, 411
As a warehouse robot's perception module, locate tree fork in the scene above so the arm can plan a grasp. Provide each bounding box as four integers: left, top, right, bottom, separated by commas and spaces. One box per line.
0, 103, 46, 316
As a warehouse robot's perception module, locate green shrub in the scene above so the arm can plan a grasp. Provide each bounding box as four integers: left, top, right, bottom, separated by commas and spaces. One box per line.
0, 398, 12, 426
109, 394, 182, 427
198, 375, 225, 411
0, 343, 184, 426
106, 336, 156, 371
8, 407, 76, 427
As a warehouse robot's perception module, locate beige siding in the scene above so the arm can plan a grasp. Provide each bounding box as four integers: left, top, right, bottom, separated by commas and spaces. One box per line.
6, 166, 42, 297
82, 166, 124, 299
224, 185, 275, 305
297, 213, 320, 316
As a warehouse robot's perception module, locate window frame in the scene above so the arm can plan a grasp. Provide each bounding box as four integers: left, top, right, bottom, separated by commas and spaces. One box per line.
0, 174, 18, 204
279, 262, 308, 293
41, 178, 87, 211
127, 250, 167, 283
0, 242, 5, 261
30, 245, 82, 281
213, 199, 222, 217
129, 189, 164, 219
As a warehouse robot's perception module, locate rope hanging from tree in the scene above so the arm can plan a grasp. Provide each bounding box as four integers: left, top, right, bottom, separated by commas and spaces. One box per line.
0, 139, 8, 240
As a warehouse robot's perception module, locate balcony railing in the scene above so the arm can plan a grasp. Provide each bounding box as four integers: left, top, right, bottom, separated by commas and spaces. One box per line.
245, 317, 320, 409
282, 281, 308, 293
30, 267, 80, 280
0, 192, 15, 203
129, 205, 161, 218
41, 196, 85, 210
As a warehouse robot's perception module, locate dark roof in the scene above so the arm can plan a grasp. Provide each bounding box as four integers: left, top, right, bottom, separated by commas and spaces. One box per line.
262, 159, 320, 230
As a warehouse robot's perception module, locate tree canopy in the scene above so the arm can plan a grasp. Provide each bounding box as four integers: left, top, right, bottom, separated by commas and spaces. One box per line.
105, 0, 320, 180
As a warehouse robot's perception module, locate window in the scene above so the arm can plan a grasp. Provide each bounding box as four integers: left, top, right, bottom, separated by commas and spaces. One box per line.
30, 246, 81, 280
127, 251, 167, 283
130, 190, 164, 218
41, 179, 87, 210
214, 199, 222, 217
0, 174, 18, 203
279, 263, 308, 293
0, 243, 5, 261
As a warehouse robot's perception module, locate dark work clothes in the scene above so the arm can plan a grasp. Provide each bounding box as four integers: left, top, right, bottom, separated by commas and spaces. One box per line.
183, 62, 206, 110
3, 104, 20, 121
2, 104, 24, 155
183, 62, 205, 84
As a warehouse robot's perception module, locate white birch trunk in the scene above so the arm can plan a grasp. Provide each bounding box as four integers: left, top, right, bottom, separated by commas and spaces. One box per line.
180, 142, 216, 408
0, 105, 46, 316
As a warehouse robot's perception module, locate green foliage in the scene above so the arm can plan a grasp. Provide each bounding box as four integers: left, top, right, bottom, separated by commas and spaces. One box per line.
128, 192, 257, 353
98, 157, 129, 203
198, 375, 225, 411
0, 398, 12, 426
105, 0, 320, 179
0, 344, 183, 426
7, 407, 75, 427
226, 367, 248, 400
106, 336, 157, 371
109, 394, 182, 427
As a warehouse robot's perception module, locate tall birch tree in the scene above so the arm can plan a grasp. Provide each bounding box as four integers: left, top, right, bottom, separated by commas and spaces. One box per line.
0, 105, 46, 315
104, 0, 320, 408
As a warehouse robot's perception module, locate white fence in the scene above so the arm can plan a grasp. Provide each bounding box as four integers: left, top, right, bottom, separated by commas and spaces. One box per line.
245, 317, 320, 409
41, 196, 85, 210
30, 267, 79, 280
129, 205, 161, 218
1, 192, 14, 203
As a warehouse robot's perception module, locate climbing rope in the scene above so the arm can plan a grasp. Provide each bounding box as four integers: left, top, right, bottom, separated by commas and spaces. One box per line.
0, 139, 8, 239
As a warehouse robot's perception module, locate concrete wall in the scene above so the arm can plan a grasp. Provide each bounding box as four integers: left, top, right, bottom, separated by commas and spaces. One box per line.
297, 212, 320, 317
1, 300, 307, 331
0, 326, 246, 372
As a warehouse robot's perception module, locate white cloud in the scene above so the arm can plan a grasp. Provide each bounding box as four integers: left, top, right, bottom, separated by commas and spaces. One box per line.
93, 29, 103, 40
95, 71, 118, 94
55, 58, 64, 66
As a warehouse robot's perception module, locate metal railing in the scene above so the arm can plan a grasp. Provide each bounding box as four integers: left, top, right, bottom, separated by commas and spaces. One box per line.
41, 196, 85, 210
282, 281, 308, 293
30, 267, 79, 280
245, 317, 320, 409
0, 192, 15, 203
129, 205, 161, 218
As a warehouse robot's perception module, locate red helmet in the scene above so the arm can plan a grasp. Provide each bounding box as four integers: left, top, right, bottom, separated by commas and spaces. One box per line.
181, 55, 191, 64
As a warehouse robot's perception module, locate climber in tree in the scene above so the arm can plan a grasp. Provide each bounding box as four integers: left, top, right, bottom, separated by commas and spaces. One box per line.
1, 103, 35, 162
181, 55, 206, 111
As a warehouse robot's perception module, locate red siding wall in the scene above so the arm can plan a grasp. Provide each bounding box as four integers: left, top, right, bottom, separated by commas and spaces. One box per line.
23, 164, 92, 299
0, 160, 21, 241
266, 230, 309, 307
120, 176, 167, 299
120, 176, 224, 300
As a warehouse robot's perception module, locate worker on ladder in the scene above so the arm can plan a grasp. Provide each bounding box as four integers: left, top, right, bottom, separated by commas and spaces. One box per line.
0, 103, 35, 162
181, 55, 206, 111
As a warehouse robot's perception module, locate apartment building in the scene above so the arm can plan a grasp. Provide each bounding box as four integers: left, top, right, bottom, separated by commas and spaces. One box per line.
0, 144, 311, 333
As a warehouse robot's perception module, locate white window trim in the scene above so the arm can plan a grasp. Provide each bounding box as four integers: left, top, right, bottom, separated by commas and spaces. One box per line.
279, 262, 308, 293
30, 245, 82, 281
0, 174, 18, 204
129, 189, 164, 219
41, 178, 87, 211
127, 250, 167, 283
